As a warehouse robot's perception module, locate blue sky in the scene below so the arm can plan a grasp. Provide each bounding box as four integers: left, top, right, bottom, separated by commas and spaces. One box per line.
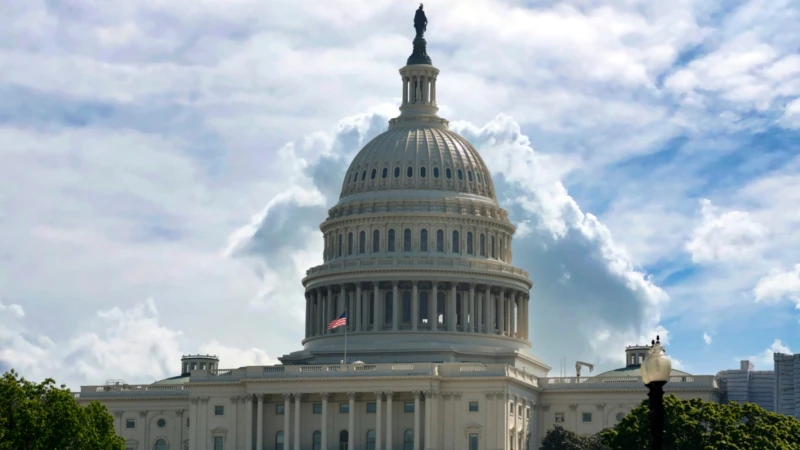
1, 0, 799, 388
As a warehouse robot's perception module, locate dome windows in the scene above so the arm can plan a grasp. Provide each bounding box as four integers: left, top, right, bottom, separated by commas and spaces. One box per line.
382, 168, 388, 178
348, 232, 354, 255
388, 229, 396, 252
371, 169, 377, 180
467, 170, 473, 182
433, 167, 440, 178
403, 228, 412, 252
359, 231, 366, 253
420, 229, 428, 252
445, 168, 452, 179
420, 167, 427, 178
457, 169, 464, 180
372, 229, 380, 252
452, 230, 460, 253
476, 172, 482, 183
467, 232, 474, 255
407, 166, 413, 177
352, 172, 358, 183
436, 229, 445, 252
361, 170, 367, 181
394, 167, 401, 178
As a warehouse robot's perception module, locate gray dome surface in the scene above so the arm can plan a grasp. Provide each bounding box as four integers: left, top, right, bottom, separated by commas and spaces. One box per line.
339, 126, 496, 201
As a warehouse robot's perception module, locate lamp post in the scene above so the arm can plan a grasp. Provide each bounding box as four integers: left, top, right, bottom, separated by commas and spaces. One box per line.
641, 335, 671, 450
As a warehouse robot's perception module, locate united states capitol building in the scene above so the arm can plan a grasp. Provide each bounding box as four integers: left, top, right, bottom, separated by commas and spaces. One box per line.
76, 8, 790, 450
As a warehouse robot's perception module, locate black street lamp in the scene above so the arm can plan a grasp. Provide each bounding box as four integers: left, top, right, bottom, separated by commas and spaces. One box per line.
641, 335, 672, 450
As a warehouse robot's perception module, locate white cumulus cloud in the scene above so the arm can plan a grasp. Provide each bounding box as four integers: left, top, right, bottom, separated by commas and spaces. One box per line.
754, 264, 800, 308
686, 199, 766, 264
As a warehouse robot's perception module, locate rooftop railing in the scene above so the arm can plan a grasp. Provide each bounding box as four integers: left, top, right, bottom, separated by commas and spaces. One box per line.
540, 375, 721, 389
305, 256, 529, 278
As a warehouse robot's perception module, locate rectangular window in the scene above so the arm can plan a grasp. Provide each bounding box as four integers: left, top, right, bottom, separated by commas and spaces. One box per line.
555, 412, 565, 423
468, 401, 479, 412
276, 404, 285, 415
215, 405, 224, 416
340, 403, 349, 414
582, 412, 593, 423
214, 436, 224, 450
469, 433, 479, 450
187, 417, 190, 427
313, 403, 323, 414
518, 405, 523, 416
509, 404, 514, 414
404, 402, 414, 413
367, 402, 377, 413
125, 418, 135, 429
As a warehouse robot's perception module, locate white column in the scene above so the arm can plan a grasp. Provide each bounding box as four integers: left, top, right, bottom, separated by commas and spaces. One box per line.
348, 392, 356, 450
513, 396, 518, 450
403, 76, 409, 105
424, 391, 433, 449
431, 392, 439, 450
477, 290, 484, 333
244, 396, 253, 450
413, 391, 421, 450
412, 281, 419, 331
321, 393, 329, 450
430, 282, 438, 331
512, 293, 518, 337
431, 76, 436, 104
376, 391, 383, 450
283, 393, 291, 450
498, 291, 506, 336
392, 282, 399, 331
230, 397, 239, 450
460, 288, 467, 332
448, 284, 457, 332
386, 391, 394, 450
487, 287, 494, 334
201, 398, 209, 450
256, 394, 263, 450
468, 284, 475, 333
355, 285, 362, 332
374, 283, 382, 331
189, 399, 198, 449
294, 394, 301, 450
485, 393, 494, 449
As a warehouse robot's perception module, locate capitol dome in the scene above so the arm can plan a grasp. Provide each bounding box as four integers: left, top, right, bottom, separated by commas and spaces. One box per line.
280, 20, 541, 370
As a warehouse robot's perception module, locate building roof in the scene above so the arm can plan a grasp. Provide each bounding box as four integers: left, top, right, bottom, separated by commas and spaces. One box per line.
152, 374, 191, 385
595, 364, 691, 378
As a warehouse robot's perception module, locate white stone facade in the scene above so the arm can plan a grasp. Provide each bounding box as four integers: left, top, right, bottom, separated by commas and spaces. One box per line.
77, 17, 725, 450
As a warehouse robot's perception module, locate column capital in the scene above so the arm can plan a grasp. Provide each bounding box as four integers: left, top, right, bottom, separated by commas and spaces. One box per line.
230, 396, 240, 403
441, 392, 452, 399
431, 281, 439, 287
174, 409, 186, 416
384, 391, 394, 399
484, 391, 494, 399
293, 392, 304, 399
243, 394, 252, 403
139, 410, 148, 418
412, 390, 422, 398
374, 390, 384, 398
569, 404, 578, 411
256, 393, 264, 400
469, 283, 476, 289
113, 410, 123, 417
282, 393, 292, 400
453, 392, 463, 399
596, 403, 606, 411
347, 392, 357, 399
412, 280, 418, 286
424, 390, 437, 398
392, 280, 399, 286
320, 392, 330, 400
541, 404, 551, 411
190, 398, 198, 405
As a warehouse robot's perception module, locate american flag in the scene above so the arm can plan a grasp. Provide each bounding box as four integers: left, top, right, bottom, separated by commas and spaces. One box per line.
327, 311, 347, 330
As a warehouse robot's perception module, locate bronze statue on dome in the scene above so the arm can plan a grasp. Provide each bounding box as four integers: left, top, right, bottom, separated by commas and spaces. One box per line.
414, 4, 428, 38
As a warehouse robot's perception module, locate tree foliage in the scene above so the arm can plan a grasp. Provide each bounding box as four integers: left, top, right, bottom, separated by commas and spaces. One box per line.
599, 394, 800, 450
540, 425, 609, 450
0, 369, 125, 450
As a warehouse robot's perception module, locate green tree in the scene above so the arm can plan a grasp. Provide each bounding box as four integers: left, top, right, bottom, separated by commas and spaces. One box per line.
599, 394, 800, 450
540, 425, 609, 450
0, 369, 125, 450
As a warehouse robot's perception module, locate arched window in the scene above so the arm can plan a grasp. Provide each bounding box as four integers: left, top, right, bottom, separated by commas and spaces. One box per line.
404, 430, 414, 450
382, 167, 388, 178
388, 229, 396, 252
372, 230, 380, 253
457, 169, 464, 180
467, 232, 473, 255
445, 168, 452, 179
276, 432, 284, 450
436, 229, 444, 252
437, 291, 446, 325
361, 170, 367, 181
404, 228, 412, 252
371, 169, 377, 180
313, 431, 322, 450
366, 430, 376, 450
420, 229, 428, 252
385, 291, 393, 325
155, 439, 167, 450
491, 235, 496, 258
419, 291, 429, 324
420, 167, 427, 178
402, 291, 412, 324
452, 230, 460, 253
338, 234, 343, 257
348, 232, 354, 255
480, 234, 486, 256
407, 166, 413, 177
359, 231, 366, 254
468, 170, 473, 181
433, 167, 440, 178
394, 167, 401, 178
340, 430, 349, 450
